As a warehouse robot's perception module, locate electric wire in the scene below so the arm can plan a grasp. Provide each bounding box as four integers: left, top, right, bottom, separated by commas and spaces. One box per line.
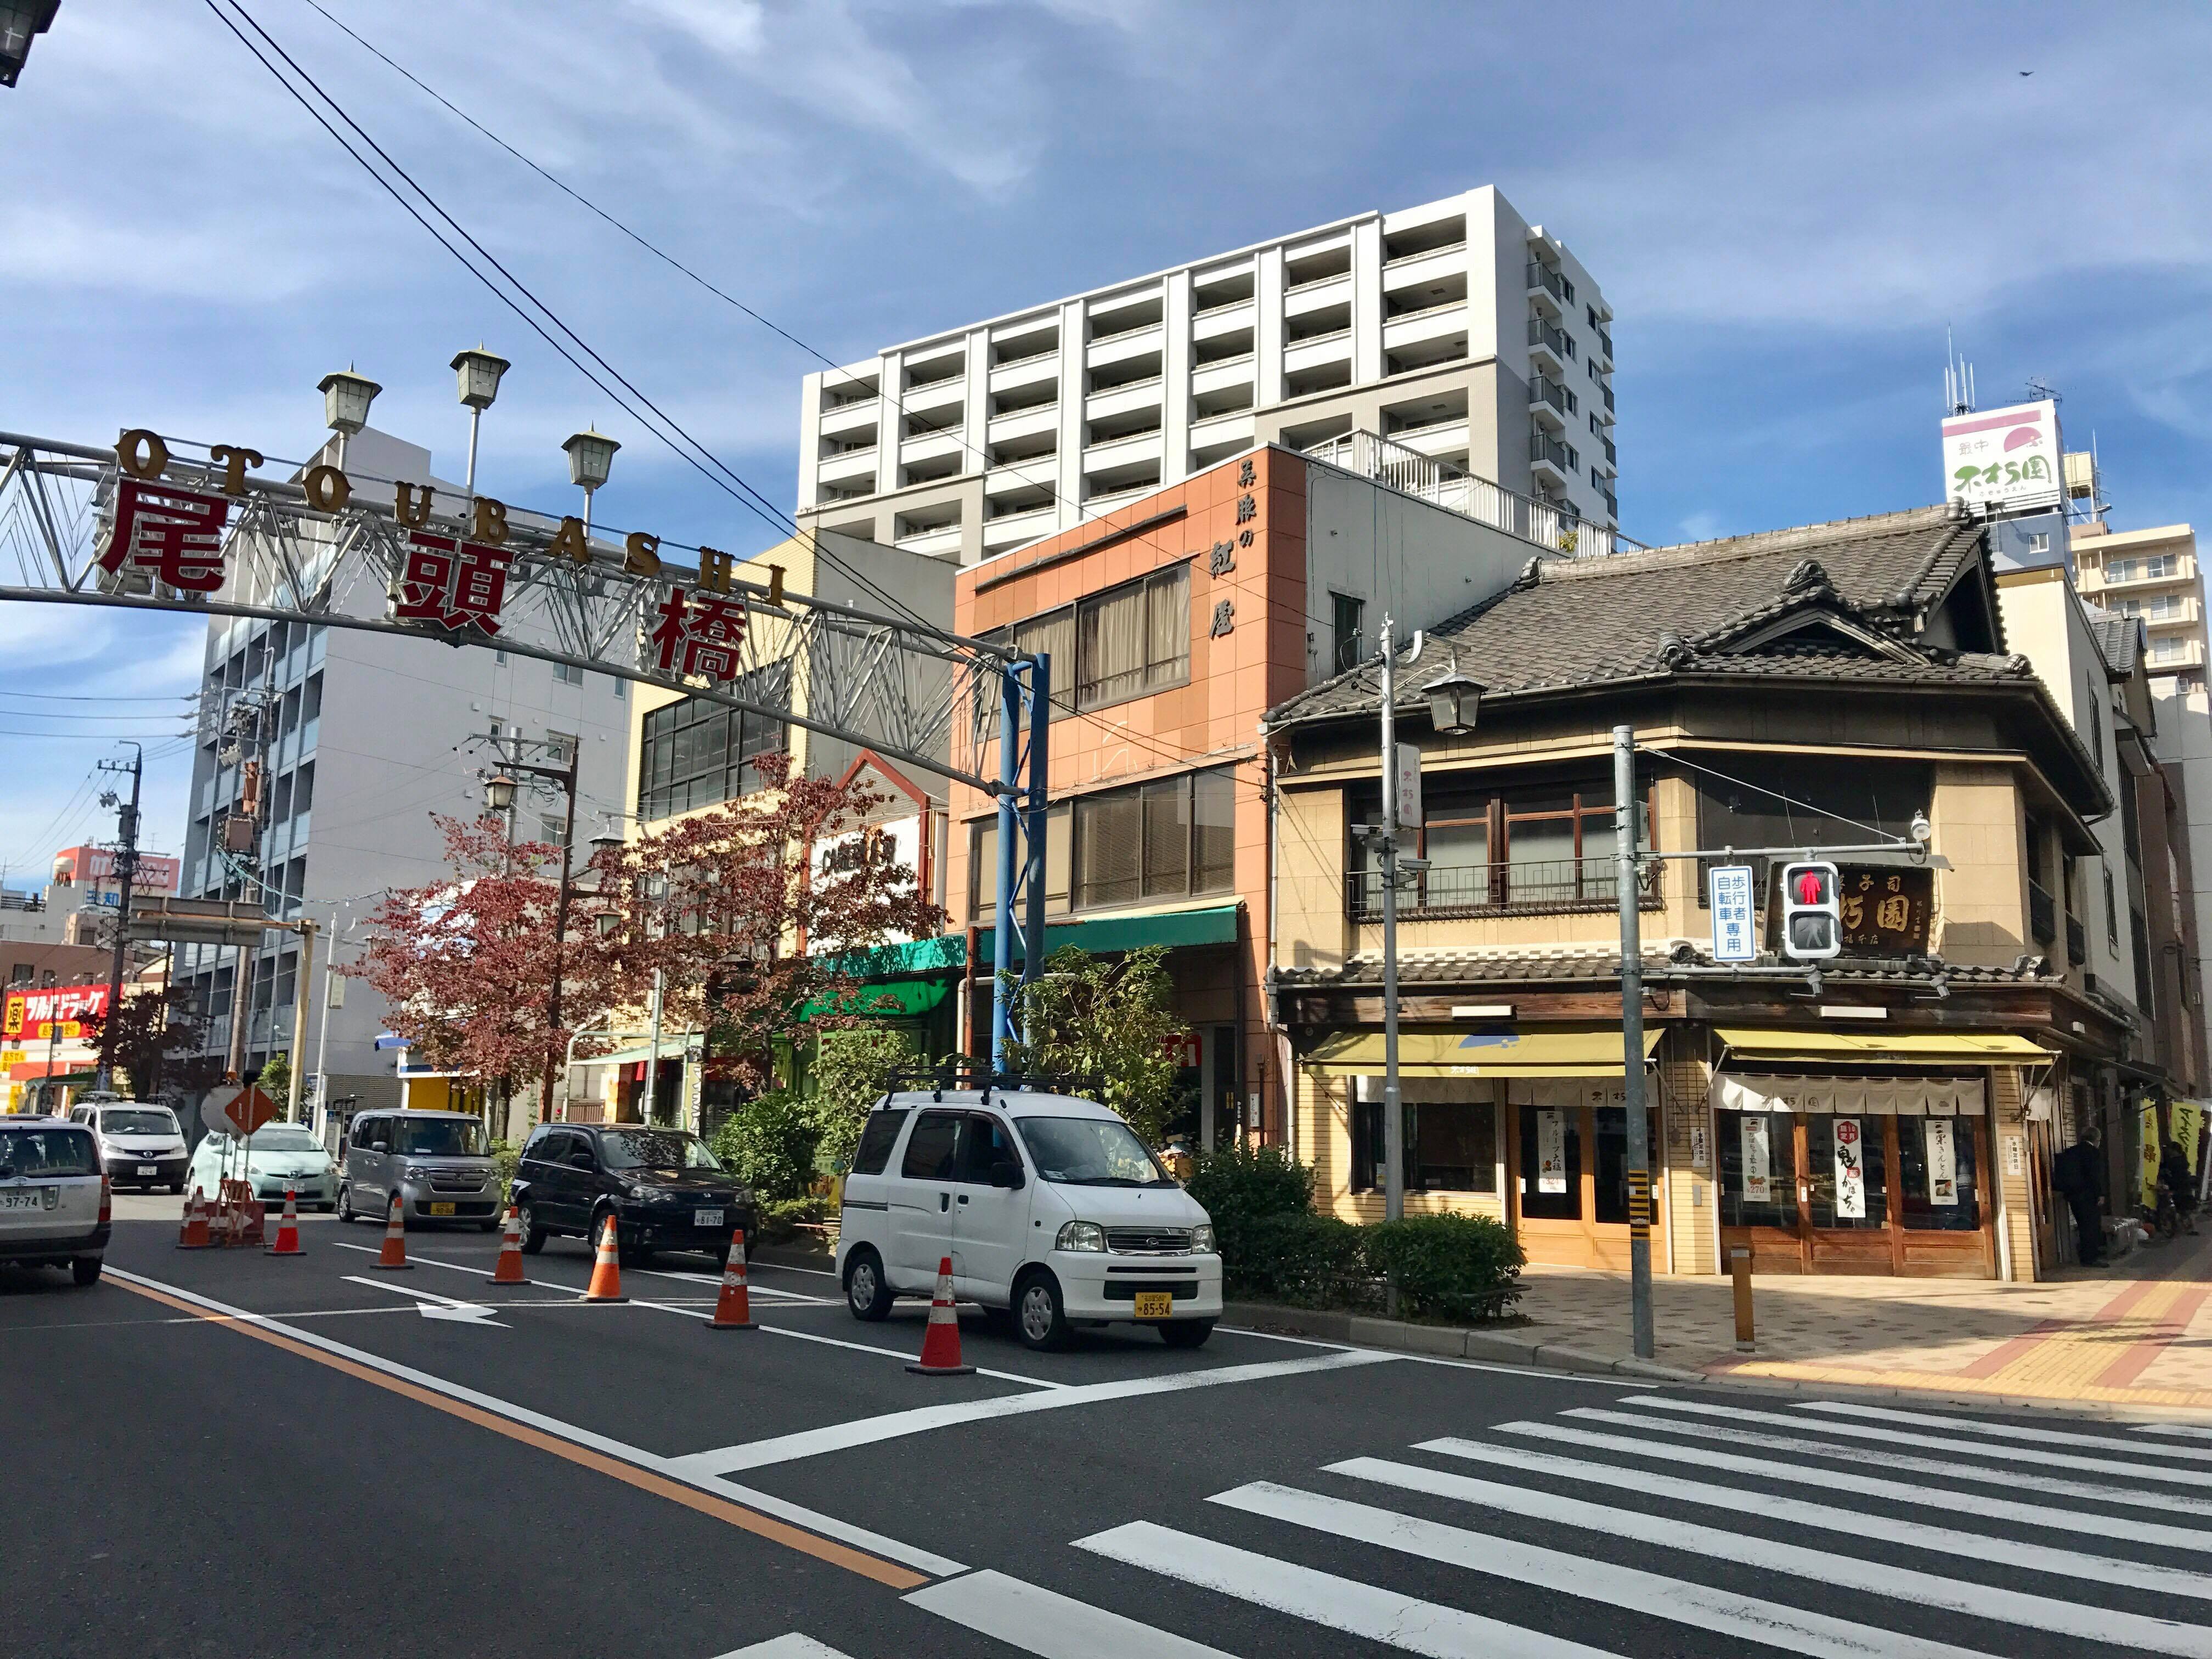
1639, 747, 1911, 843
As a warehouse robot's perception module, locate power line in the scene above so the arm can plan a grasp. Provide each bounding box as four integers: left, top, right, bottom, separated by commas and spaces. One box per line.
0, 690, 200, 703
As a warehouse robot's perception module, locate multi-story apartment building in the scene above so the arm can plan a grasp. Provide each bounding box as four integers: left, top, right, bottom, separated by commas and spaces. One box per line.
795, 186, 1616, 568
2074, 523, 2206, 687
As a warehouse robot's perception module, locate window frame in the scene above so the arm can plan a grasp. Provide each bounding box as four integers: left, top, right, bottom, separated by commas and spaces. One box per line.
975, 563, 1194, 746
1068, 765, 1238, 915
636, 667, 792, 821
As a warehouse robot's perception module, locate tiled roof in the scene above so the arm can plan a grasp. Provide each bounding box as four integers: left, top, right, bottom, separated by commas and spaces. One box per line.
1273, 943, 2057, 990
1268, 504, 2007, 723
2084, 607, 2143, 677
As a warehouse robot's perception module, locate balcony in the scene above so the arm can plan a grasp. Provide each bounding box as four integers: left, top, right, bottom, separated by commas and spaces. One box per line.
1348, 856, 1661, 920
1527, 261, 1567, 307
2067, 913, 2087, 967
1594, 324, 1614, 363
1529, 375, 1576, 426
1531, 431, 1578, 483
1300, 428, 1642, 560
2029, 879, 2056, 946
1602, 382, 1616, 415
1528, 317, 1575, 370
817, 396, 878, 435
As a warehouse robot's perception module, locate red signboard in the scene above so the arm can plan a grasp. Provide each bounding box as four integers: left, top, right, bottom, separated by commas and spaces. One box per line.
2, 983, 112, 1041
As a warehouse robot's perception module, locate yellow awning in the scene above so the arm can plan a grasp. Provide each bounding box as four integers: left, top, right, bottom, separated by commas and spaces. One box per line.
1716, 1028, 2053, 1064
1304, 1027, 1664, 1077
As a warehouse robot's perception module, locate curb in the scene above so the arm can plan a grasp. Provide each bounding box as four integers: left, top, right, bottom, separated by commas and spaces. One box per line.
753, 1242, 838, 1274
1220, 1301, 1704, 1383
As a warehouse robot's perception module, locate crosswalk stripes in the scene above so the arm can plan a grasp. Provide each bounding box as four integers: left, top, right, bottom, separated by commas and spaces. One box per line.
723, 1389, 2212, 1658
2142, 1423, 2212, 1441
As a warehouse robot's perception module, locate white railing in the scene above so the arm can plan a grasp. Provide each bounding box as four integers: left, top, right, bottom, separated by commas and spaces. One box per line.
1301, 429, 1641, 561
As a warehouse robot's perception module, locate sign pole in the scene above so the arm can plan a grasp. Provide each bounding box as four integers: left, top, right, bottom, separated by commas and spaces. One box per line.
1380, 616, 1404, 1224
1615, 724, 1655, 1361
93, 742, 143, 1094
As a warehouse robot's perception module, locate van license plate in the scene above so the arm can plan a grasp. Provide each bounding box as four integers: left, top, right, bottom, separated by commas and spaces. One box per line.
428, 1203, 455, 1216
138, 1165, 159, 1177
695, 1209, 723, 1230
1133, 1291, 1173, 1319
0, 1189, 49, 1210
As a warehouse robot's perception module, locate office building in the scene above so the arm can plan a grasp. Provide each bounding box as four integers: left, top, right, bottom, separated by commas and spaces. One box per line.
2074, 523, 2207, 687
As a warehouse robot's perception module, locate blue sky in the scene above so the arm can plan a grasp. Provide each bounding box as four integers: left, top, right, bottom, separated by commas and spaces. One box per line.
3, 0, 2208, 878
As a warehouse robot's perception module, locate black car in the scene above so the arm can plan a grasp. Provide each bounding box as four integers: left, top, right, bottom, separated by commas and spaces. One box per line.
510, 1123, 756, 1267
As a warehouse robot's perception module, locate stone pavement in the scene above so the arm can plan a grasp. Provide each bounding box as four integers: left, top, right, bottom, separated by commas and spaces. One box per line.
1509, 1228, 2212, 1414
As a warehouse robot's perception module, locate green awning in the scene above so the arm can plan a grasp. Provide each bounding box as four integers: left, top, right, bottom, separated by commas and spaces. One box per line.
800, 978, 952, 1020
822, 934, 967, 979
973, 902, 1242, 966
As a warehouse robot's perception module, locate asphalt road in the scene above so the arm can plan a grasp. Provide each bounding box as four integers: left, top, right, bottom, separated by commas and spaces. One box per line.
13, 1210, 2212, 1659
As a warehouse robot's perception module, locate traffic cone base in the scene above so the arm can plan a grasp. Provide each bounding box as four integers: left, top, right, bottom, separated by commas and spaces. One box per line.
582, 1214, 627, 1302
907, 1254, 975, 1376
708, 1228, 757, 1330
490, 1204, 530, 1286
176, 1187, 216, 1250
373, 1193, 413, 1270
264, 1184, 304, 1257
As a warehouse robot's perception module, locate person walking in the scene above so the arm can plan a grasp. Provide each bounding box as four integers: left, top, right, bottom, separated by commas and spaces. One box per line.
2052, 1122, 2107, 1267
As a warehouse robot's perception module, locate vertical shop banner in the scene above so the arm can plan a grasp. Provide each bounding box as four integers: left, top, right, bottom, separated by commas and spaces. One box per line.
1925, 1118, 1959, 1206
1689, 1123, 1710, 1173
1741, 1115, 1772, 1203
1833, 1116, 1866, 1219
2175, 1101, 2206, 1174
2142, 1103, 2163, 1210
1536, 1108, 1567, 1194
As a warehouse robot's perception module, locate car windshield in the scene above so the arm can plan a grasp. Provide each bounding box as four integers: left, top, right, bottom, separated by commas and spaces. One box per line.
1016, 1116, 1171, 1187
100, 1109, 177, 1136
0, 1128, 97, 1177
599, 1131, 720, 1171
244, 1126, 321, 1153
393, 1120, 487, 1157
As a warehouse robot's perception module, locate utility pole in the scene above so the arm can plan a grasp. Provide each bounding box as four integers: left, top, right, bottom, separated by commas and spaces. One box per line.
93, 742, 143, 1094
474, 729, 581, 1127
1614, 724, 1655, 1361
1379, 617, 1406, 1224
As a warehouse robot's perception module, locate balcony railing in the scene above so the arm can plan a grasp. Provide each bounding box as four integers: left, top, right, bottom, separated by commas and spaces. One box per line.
1300, 429, 1641, 560
1602, 382, 1616, 414
2029, 879, 2057, 946
1526, 262, 1566, 302
1531, 431, 1579, 473
2067, 913, 2087, 967
1349, 856, 1662, 919
1528, 317, 1574, 360
1595, 325, 1613, 360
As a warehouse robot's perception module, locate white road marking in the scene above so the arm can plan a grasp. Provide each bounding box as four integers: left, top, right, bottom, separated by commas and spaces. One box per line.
712, 1637, 854, 1658
1076, 1519, 1610, 1657
668, 1350, 1396, 1477
630, 1298, 1063, 1386
1623, 1395, 2212, 1489
1496, 1417, 2212, 1552
103, 1265, 964, 1579
329, 1240, 822, 1300
906, 1567, 1234, 1657
2143, 1425, 2212, 1441
1565, 1404, 2212, 1520
1216, 1480, 2002, 1659
1802, 1398, 2212, 1462
340, 1274, 505, 1325
1327, 1454, 2212, 1658
1423, 1435, 2212, 1598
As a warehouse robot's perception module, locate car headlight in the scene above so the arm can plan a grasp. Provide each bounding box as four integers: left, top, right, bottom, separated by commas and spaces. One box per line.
1056, 1220, 1107, 1252
1190, 1224, 1216, 1255
404, 1165, 430, 1181
640, 1186, 681, 1204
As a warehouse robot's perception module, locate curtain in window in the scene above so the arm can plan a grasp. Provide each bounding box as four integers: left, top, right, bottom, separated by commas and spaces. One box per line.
1193, 769, 1235, 893
1077, 791, 1143, 906
1080, 583, 1148, 706
1020, 609, 1078, 718
1146, 568, 1190, 690
1141, 778, 1191, 899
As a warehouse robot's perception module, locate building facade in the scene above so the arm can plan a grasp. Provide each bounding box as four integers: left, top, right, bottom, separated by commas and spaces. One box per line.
1267, 504, 2139, 1281
2075, 522, 2206, 688
796, 186, 1616, 568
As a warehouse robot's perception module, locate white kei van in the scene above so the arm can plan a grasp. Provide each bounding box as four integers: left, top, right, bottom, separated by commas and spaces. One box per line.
836, 1088, 1221, 1351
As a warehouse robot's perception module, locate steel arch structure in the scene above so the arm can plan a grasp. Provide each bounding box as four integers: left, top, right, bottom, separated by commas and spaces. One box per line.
0, 427, 1051, 1065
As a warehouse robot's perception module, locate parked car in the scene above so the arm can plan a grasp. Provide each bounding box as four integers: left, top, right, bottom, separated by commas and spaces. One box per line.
338, 1109, 500, 1228
510, 1123, 756, 1267
190, 1122, 340, 1211
836, 1089, 1221, 1351
70, 1101, 189, 1193
0, 1117, 109, 1285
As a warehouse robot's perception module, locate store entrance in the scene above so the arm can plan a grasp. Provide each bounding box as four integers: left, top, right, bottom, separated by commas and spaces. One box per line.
1505, 1083, 1666, 1271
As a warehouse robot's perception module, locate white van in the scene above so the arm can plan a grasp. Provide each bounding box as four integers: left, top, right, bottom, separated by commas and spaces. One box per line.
836, 1088, 1221, 1351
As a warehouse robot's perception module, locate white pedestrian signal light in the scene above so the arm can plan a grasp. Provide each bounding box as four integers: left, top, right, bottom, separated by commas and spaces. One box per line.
1780, 861, 1841, 960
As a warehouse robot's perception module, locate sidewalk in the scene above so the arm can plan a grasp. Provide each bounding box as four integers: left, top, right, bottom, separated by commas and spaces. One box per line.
1506, 1229, 2212, 1414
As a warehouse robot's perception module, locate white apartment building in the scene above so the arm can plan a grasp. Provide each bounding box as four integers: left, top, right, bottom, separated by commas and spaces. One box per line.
796, 185, 1615, 566
2074, 523, 2206, 688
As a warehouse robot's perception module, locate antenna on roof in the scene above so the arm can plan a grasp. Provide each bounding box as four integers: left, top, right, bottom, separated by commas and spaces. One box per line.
1943, 328, 1976, 416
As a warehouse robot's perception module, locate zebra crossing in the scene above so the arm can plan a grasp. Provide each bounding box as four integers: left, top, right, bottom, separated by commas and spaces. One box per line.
727, 1390, 2212, 1658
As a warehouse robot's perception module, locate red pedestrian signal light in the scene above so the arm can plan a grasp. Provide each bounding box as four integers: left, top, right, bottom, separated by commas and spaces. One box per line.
1780, 860, 1841, 961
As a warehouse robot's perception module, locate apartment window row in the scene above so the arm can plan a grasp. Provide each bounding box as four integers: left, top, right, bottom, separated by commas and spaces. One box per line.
636, 666, 791, 821
2107, 554, 2181, 583
1351, 776, 1654, 916
975, 565, 1190, 743
970, 765, 1235, 919
2115, 595, 2187, 620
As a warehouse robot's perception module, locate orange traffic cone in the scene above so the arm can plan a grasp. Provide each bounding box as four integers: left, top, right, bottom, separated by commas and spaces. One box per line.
581, 1213, 627, 1302
906, 1255, 975, 1376
177, 1186, 215, 1250
708, 1228, 757, 1330
264, 1185, 304, 1256
490, 1204, 530, 1286
373, 1191, 413, 1270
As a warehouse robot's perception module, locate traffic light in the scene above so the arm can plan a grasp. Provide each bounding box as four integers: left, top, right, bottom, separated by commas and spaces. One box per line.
1779, 861, 1841, 960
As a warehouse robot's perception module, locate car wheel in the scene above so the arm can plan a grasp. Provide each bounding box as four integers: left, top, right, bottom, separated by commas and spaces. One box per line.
337, 1185, 356, 1223
72, 1256, 102, 1288
844, 1249, 893, 1322
1159, 1318, 1214, 1350
517, 1202, 548, 1255
170, 1182, 185, 1195
1013, 1269, 1071, 1352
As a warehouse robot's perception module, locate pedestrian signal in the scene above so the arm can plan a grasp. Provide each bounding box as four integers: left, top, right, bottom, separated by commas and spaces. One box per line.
1779, 861, 1841, 961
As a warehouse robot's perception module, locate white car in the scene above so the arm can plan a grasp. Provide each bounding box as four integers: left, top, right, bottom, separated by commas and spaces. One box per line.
70, 1101, 190, 1193
0, 1117, 109, 1285
836, 1088, 1221, 1351
189, 1122, 339, 1211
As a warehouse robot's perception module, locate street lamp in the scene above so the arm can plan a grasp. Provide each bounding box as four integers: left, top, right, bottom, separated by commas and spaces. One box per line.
481, 773, 517, 814
562, 426, 620, 537
450, 345, 509, 494
1422, 668, 1486, 736
317, 367, 381, 470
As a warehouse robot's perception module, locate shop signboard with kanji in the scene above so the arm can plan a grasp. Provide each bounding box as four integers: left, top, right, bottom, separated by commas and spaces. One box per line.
2, 983, 111, 1042
1764, 864, 1932, 955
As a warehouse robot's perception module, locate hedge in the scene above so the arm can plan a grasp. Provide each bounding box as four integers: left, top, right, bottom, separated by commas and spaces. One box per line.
1362, 1213, 1523, 1320
1238, 1211, 1369, 1306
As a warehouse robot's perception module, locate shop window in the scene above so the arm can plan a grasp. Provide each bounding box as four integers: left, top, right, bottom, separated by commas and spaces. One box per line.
1350, 1089, 1497, 1194
1898, 1115, 1979, 1231
1695, 756, 1931, 900
1804, 1113, 1887, 1229
1717, 1108, 1799, 1229
636, 666, 791, 821
1072, 767, 1237, 912
1517, 1101, 1582, 1219
1352, 776, 1651, 915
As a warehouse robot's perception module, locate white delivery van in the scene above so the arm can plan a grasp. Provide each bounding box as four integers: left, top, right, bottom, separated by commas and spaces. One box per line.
836, 1088, 1221, 1351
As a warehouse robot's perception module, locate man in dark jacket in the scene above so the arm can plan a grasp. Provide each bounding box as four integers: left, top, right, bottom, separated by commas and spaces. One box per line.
2051, 1124, 2106, 1266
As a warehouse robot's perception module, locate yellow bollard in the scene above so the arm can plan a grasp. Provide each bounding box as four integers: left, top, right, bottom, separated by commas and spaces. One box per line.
1730, 1245, 1756, 1352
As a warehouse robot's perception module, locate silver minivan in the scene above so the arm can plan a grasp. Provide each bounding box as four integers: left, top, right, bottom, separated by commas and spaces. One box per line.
338, 1109, 501, 1230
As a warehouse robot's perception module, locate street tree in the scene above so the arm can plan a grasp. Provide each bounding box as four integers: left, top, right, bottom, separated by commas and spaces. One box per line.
1000, 944, 1188, 1144
89, 985, 211, 1099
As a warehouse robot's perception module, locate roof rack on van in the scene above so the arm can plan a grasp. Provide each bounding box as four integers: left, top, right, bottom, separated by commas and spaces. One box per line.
876, 1061, 1109, 1105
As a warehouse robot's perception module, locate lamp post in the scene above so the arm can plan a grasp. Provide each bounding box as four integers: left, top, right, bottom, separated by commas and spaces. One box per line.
561, 427, 620, 538
451, 346, 509, 495
317, 367, 380, 471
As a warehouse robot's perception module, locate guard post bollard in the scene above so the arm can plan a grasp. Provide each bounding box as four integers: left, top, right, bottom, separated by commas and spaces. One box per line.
1730, 1245, 1755, 1352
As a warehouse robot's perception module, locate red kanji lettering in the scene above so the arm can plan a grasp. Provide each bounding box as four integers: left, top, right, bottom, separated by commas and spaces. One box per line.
650, 585, 749, 682
390, 529, 514, 634
97, 480, 230, 592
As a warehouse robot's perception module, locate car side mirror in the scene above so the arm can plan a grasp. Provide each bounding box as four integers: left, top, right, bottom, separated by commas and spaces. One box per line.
989, 1160, 1025, 1190
568, 1150, 596, 1170
370, 1140, 389, 1154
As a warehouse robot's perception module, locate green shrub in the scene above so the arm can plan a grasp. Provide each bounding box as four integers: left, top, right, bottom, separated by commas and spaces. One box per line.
1363, 1213, 1523, 1319
1185, 1142, 1316, 1268
708, 1093, 821, 1201
1236, 1211, 1370, 1304
488, 1139, 522, 1201
751, 1194, 825, 1247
